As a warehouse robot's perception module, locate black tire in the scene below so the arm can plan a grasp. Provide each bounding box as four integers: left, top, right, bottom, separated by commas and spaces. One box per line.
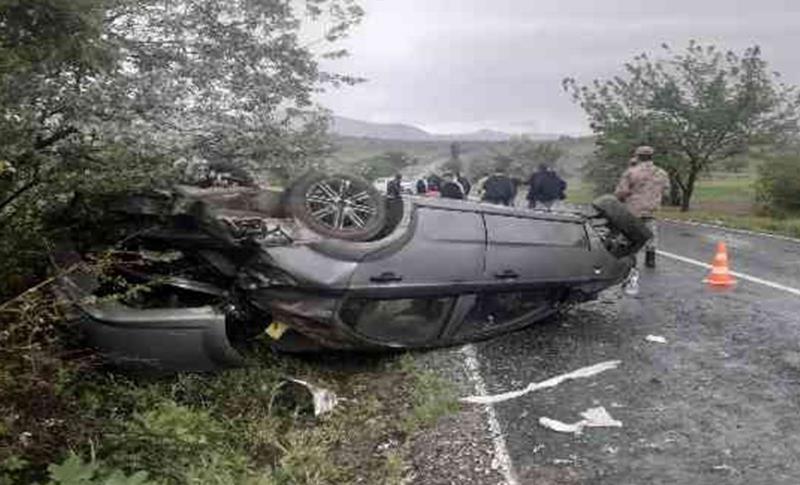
591, 195, 653, 254
288, 172, 387, 241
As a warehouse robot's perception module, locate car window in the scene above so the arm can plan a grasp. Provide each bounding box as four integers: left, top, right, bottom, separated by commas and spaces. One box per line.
486, 215, 587, 247
340, 297, 454, 343
455, 291, 554, 336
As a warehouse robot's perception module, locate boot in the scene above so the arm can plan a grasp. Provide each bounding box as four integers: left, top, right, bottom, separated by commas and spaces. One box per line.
645, 250, 656, 268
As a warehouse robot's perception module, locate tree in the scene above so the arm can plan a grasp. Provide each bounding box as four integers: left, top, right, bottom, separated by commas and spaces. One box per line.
756, 152, 800, 214
0, 0, 363, 215
355, 151, 417, 181
0, 0, 363, 293
441, 141, 463, 173
565, 41, 800, 211
485, 136, 565, 179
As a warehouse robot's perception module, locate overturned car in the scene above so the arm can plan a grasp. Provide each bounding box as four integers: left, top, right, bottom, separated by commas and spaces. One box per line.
58, 172, 650, 371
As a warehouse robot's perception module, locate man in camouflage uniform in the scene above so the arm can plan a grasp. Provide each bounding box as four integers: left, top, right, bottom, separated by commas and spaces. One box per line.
615, 146, 670, 268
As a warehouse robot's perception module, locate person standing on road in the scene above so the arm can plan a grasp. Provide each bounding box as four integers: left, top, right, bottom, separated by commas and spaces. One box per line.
386, 173, 402, 199
416, 177, 428, 195
440, 172, 466, 200
456, 171, 471, 197
526, 164, 567, 211
481, 168, 516, 206
615, 146, 670, 268
426, 174, 442, 197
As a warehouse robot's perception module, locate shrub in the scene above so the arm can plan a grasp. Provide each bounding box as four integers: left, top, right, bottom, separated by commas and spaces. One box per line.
756, 154, 800, 215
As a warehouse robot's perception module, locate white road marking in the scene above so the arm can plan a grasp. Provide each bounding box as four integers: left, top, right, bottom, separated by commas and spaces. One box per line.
460, 344, 518, 485
663, 218, 800, 244
657, 250, 800, 297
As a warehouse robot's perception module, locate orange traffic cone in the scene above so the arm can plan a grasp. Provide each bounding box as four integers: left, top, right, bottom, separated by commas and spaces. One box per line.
704, 242, 737, 287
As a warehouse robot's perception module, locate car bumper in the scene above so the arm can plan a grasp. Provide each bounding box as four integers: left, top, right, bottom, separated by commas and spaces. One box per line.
59, 271, 244, 372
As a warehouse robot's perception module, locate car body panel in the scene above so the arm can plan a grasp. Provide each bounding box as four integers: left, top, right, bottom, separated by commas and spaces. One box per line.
348, 207, 486, 292
61, 187, 635, 371
59, 269, 244, 371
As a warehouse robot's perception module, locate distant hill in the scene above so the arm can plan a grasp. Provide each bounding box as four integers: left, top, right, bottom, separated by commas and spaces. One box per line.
330, 116, 559, 142
329, 133, 596, 182
330, 116, 431, 141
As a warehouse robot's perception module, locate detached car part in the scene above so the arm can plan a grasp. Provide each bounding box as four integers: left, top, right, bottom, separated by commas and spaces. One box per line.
58, 172, 646, 371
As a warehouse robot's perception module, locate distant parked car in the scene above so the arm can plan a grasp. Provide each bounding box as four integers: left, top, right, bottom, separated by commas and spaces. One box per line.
57, 171, 649, 371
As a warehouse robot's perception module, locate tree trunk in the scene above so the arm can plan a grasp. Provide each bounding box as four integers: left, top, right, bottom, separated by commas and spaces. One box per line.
668, 175, 682, 206
680, 168, 699, 212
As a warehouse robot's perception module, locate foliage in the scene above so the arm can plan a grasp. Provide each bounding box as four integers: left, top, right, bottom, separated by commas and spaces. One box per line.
399, 356, 459, 435
0, 0, 363, 296
474, 137, 565, 179
354, 151, 417, 181
0, 292, 456, 484
565, 41, 800, 210
756, 153, 800, 214
0, 288, 99, 485
45, 454, 153, 485
660, 206, 800, 239
441, 142, 463, 174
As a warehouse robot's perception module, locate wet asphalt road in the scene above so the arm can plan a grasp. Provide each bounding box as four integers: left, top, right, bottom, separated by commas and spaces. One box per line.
472, 221, 800, 484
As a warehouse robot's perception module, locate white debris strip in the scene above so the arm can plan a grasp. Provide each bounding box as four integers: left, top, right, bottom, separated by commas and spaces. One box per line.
461, 360, 622, 405
645, 335, 668, 344
287, 378, 338, 416
539, 406, 623, 435
539, 417, 584, 434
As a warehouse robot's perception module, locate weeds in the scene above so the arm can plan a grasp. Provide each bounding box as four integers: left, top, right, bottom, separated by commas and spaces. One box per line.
660, 207, 800, 239
1, 286, 459, 484
398, 355, 460, 435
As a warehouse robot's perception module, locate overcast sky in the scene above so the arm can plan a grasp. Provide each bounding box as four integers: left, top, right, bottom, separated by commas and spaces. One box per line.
315, 0, 800, 135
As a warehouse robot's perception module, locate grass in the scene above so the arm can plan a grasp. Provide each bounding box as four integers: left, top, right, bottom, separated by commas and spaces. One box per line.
658, 207, 800, 239
0, 290, 460, 485
691, 175, 755, 203
398, 354, 460, 435
564, 178, 595, 205
573, 170, 800, 239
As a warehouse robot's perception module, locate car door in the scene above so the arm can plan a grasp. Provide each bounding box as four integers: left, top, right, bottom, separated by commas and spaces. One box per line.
484, 214, 591, 286
349, 206, 486, 294
344, 206, 486, 344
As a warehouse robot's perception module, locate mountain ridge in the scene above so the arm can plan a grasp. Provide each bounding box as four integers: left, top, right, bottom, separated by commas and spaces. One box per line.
330, 116, 560, 142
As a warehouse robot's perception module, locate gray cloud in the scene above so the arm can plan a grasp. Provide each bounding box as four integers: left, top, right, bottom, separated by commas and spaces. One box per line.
316, 0, 800, 134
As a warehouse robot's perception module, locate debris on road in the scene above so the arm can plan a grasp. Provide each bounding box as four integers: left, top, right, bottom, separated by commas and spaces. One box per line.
711, 464, 737, 474
285, 378, 338, 416
539, 417, 584, 434
623, 268, 640, 296
460, 360, 621, 404
645, 335, 668, 344
538, 406, 623, 435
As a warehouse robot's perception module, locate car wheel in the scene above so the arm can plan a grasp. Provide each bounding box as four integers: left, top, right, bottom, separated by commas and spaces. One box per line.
591, 195, 653, 256
288, 172, 387, 241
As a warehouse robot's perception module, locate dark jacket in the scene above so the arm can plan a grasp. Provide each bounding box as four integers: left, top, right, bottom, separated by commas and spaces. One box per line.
441, 180, 465, 199
482, 174, 515, 205
387, 178, 402, 198
427, 175, 442, 192
527, 170, 566, 202
416, 179, 427, 194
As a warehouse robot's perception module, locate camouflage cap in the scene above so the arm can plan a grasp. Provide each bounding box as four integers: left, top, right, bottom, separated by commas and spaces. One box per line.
635, 146, 655, 156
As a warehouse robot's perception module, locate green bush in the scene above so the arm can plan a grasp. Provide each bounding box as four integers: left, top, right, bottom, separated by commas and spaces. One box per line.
756, 154, 800, 215
45, 454, 153, 485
